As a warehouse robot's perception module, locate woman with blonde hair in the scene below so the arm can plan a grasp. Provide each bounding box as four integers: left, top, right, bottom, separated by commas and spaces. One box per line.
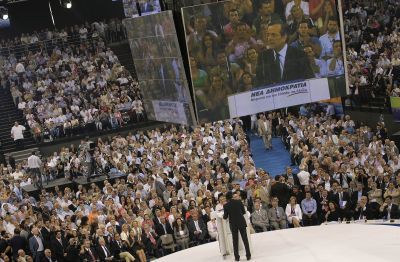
285, 196, 302, 227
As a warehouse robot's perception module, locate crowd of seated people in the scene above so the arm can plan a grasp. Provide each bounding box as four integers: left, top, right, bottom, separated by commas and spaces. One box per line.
248, 108, 399, 231
0, 118, 254, 261
0, 19, 145, 144
344, 0, 400, 107
0, 107, 398, 261
0, 18, 126, 53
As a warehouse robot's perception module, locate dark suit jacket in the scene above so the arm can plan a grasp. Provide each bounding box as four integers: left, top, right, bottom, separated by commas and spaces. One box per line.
9, 235, 26, 260
256, 45, 314, 86
270, 182, 291, 208
41, 256, 54, 262
50, 237, 67, 262
153, 216, 162, 226
187, 218, 207, 240
353, 203, 380, 220
155, 222, 174, 236
223, 199, 247, 229
40, 227, 51, 248
283, 173, 300, 186
380, 204, 400, 219
29, 235, 45, 258
96, 244, 113, 262
143, 231, 160, 250
330, 191, 351, 208
110, 240, 129, 257
80, 248, 98, 262
351, 190, 368, 208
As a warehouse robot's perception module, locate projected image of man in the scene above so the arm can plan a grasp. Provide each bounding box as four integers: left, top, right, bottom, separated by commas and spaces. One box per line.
319, 16, 340, 60
256, 21, 313, 86
327, 40, 344, 76
303, 45, 327, 78
290, 20, 322, 58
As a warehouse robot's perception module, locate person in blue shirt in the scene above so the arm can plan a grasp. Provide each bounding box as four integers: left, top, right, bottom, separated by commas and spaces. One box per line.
327, 40, 345, 76
319, 16, 340, 60
301, 192, 318, 226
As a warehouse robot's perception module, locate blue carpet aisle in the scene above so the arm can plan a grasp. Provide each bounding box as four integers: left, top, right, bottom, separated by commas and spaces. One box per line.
249, 134, 297, 177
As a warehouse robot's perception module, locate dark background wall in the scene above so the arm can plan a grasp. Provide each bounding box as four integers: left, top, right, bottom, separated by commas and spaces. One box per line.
1, 0, 125, 37
347, 110, 400, 136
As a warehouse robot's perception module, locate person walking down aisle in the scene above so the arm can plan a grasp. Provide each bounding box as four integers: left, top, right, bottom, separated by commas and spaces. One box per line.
28, 151, 42, 189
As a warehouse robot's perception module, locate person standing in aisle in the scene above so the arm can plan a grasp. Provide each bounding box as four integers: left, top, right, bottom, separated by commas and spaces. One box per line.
28, 151, 42, 189
10, 121, 26, 150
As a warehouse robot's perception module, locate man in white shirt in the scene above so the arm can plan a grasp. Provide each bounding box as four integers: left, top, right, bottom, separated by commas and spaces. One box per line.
297, 164, 310, 188
319, 17, 340, 60
11, 121, 26, 149
327, 41, 344, 76
303, 45, 327, 78
29, 227, 45, 261
28, 151, 43, 189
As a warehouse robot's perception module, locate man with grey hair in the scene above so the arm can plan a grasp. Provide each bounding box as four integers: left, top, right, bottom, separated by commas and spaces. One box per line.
28, 228, 44, 262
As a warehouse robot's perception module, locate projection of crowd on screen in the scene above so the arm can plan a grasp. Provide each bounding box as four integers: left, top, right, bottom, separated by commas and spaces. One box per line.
182, 0, 347, 124
124, 11, 196, 126
123, 0, 162, 18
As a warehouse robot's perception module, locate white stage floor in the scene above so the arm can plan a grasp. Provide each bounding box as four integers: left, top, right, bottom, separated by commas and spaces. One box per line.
156, 224, 400, 262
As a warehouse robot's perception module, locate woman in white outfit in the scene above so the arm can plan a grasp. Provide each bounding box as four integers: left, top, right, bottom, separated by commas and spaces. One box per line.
285, 196, 302, 227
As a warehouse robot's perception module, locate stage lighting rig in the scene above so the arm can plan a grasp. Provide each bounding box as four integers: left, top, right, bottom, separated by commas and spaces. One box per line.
0, 6, 8, 20
60, 0, 72, 9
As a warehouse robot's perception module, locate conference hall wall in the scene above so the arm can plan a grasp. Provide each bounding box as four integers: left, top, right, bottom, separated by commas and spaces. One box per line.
124, 11, 196, 126
182, 0, 347, 124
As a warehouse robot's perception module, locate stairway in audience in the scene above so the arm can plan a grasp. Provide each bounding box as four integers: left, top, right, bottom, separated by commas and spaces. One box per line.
0, 91, 37, 153
5, 147, 41, 163
249, 134, 296, 177
108, 40, 137, 78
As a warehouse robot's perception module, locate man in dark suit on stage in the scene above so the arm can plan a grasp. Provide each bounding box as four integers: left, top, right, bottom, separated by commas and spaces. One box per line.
223, 192, 251, 261
256, 21, 314, 86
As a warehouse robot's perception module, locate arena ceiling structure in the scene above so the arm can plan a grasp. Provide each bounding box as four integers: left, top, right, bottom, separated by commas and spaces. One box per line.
0, 0, 125, 36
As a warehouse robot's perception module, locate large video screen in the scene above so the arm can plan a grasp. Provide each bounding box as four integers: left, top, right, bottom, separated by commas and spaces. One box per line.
182, 0, 347, 124
124, 11, 196, 125
123, 0, 162, 18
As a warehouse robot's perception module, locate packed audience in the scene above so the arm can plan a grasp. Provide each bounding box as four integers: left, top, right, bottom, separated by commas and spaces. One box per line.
0, 18, 126, 53
0, 107, 398, 261
344, 0, 400, 106
0, 1, 399, 261
0, 19, 145, 144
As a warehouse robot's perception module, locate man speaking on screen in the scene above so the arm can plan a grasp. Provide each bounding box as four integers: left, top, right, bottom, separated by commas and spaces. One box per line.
223, 191, 251, 261
256, 21, 314, 86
